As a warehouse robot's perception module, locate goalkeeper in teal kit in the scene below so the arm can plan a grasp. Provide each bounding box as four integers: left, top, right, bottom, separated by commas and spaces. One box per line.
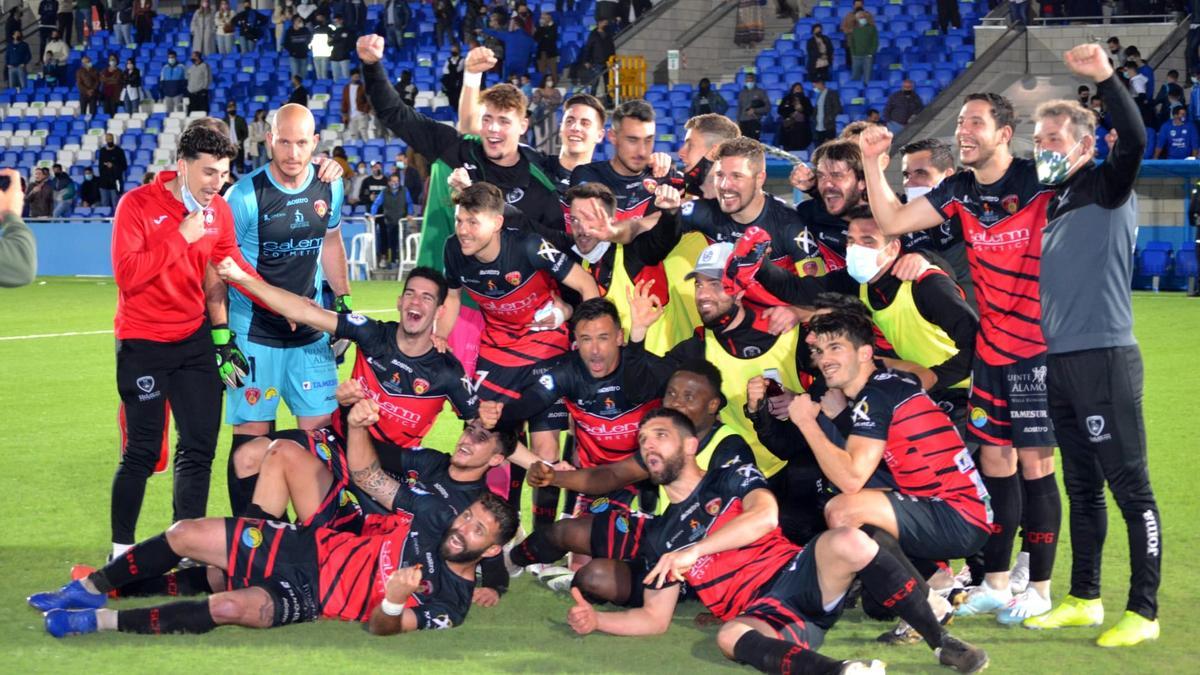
208, 104, 351, 515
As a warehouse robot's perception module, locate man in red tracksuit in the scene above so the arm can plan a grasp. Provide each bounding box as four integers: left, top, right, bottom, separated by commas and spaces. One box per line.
110, 123, 258, 559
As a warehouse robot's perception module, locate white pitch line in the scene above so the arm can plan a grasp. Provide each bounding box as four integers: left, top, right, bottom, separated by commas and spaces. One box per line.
0, 308, 399, 342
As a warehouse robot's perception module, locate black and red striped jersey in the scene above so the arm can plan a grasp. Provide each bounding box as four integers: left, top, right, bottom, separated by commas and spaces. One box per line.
848, 370, 992, 532
678, 194, 799, 268
640, 459, 800, 621
924, 159, 1053, 365
499, 350, 661, 467
444, 227, 575, 367
331, 313, 477, 448
776, 198, 848, 277
569, 160, 682, 221
314, 510, 473, 628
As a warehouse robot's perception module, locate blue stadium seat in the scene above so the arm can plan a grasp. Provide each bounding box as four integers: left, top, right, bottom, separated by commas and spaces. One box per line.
1177, 248, 1198, 279
1139, 245, 1171, 277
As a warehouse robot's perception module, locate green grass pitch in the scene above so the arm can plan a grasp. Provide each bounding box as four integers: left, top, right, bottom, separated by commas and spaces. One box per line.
1, 278, 1196, 673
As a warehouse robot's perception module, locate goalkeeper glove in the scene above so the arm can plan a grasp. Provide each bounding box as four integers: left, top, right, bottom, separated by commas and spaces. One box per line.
212, 324, 250, 388
331, 294, 354, 361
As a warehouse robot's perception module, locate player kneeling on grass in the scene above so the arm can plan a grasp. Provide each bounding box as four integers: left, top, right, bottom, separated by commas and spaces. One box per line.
565, 408, 989, 674
28, 460, 519, 638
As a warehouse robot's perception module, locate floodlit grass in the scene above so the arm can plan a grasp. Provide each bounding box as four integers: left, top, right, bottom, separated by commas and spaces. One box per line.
1, 279, 1196, 673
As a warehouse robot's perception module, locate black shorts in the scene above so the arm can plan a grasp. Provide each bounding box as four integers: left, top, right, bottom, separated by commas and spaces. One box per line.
588, 506, 652, 561
475, 354, 569, 433
623, 557, 696, 609
271, 428, 365, 530
968, 353, 1056, 448
888, 492, 989, 561
223, 517, 320, 626
742, 542, 841, 650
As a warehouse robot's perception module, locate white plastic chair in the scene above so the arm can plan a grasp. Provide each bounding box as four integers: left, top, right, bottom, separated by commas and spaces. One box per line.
397, 231, 421, 280
348, 231, 375, 281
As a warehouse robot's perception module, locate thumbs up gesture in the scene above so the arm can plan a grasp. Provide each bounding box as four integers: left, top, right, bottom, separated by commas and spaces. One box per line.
566, 587, 598, 635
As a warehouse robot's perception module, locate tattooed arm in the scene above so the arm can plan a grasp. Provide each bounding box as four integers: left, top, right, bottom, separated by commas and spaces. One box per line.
345, 400, 401, 511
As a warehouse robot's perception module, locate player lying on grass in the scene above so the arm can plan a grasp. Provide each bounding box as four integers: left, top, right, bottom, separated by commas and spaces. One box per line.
505, 361, 753, 606
564, 407, 990, 675
213, 258, 480, 511
28, 491, 519, 638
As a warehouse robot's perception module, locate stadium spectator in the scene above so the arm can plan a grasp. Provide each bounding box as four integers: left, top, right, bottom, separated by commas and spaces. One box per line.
370, 173, 413, 267
690, 78, 729, 117
99, 56, 125, 116
849, 8, 878, 85
284, 15, 312, 79
185, 51, 212, 113
442, 43, 465, 104
329, 14, 353, 82
1156, 105, 1198, 159
191, 0, 217, 55
310, 12, 333, 80
382, 0, 411, 51
5, 30, 31, 91
331, 145, 352, 177
577, 19, 614, 87
733, 0, 764, 48
433, 0, 454, 48
595, 0, 618, 22
806, 23, 833, 82
73, 0, 90, 46
344, 0, 367, 35
347, 160, 368, 205
42, 29, 69, 86
51, 164, 77, 218
359, 161, 389, 207
121, 58, 142, 115
159, 51, 187, 112
1154, 69, 1184, 122
225, 102, 249, 172
736, 72, 770, 141
98, 133, 129, 207
133, 0, 154, 45
395, 68, 419, 106
112, 0, 134, 46
865, 108, 882, 124
4, 7, 20, 42
840, 0, 871, 66
79, 167, 100, 207
287, 73, 308, 106
1127, 47, 1154, 95
812, 77, 842, 144
76, 53, 100, 115
1106, 35, 1121, 62
512, 2, 535, 33
776, 82, 813, 151
1157, 88, 1184, 126
91, 0, 106, 31
37, 0, 57, 61
883, 79, 924, 134
55, 0, 72, 44
1078, 84, 1091, 107
233, 4, 267, 52
272, 0, 295, 52
0, 169, 36, 288
937, 0, 962, 32
1010, 0, 1030, 26
342, 67, 375, 141
247, 109, 270, 168
534, 12, 558, 77
215, 0, 236, 54
26, 168, 55, 219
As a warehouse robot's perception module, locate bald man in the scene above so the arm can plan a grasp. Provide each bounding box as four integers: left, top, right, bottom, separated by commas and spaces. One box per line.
215, 103, 352, 515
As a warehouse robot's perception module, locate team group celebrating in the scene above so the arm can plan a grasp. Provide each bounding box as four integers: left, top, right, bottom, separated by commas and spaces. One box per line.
27, 33, 1163, 673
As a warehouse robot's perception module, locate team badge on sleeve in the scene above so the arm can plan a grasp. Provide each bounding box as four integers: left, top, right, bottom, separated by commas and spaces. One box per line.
314, 199, 328, 218
505, 271, 522, 286
347, 312, 368, 326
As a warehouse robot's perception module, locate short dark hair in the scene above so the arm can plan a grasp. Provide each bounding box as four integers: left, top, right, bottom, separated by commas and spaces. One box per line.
404, 266, 449, 305
490, 427, 519, 458
808, 309, 875, 349
572, 297, 622, 331
611, 99, 655, 127
672, 359, 725, 410
640, 407, 697, 438
565, 182, 616, 217
563, 93, 607, 125
715, 136, 766, 173
452, 182, 505, 216
839, 119, 874, 140
177, 123, 238, 161
1168, 69, 1180, 78
1078, 85, 1091, 93
899, 138, 956, 172
812, 139, 864, 180
476, 491, 520, 546
813, 291, 872, 319
963, 92, 1015, 132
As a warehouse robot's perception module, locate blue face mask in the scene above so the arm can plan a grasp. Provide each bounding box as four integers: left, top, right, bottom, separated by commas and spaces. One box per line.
178, 164, 204, 212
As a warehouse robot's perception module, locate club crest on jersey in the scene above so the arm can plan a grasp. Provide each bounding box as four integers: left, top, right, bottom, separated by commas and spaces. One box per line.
970, 407, 987, 428
641, 177, 658, 193
313, 199, 328, 218
241, 527, 263, 548
705, 498, 722, 516
506, 188, 524, 204
136, 376, 155, 393
315, 442, 331, 460
589, 497, 610, 513
505, 271, 522, 286
245, 387, 261, 405
615, 514, 629, 533
418, 579, 433, 595
851, 399, 872, 426
347, 312, 368, 326
1001, 194, 1019, 214
680, 200, 694, 216
413, 378, 430, 395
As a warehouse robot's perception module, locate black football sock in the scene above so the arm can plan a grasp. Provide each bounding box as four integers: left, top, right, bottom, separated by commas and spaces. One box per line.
119, 567, 214, 598
981, 472, 1022, 574
858, 534, 944, 651
860, 525, 926, 583
243, 503, 283, 521
731, 629, 843, 675
90, 533, 181, 593
506, 463, 526, 513
226, 434, 261, 516
533, 486, 560, 530
913, 558, 943, 580
117, 600, 218, 634
1022, 474, 1061, 583
509, 529, 566, 567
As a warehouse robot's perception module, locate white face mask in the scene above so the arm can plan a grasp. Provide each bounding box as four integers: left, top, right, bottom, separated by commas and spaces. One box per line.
845, 244, 887, 284
904, 185, 932, 202
572, 240, 611, 265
